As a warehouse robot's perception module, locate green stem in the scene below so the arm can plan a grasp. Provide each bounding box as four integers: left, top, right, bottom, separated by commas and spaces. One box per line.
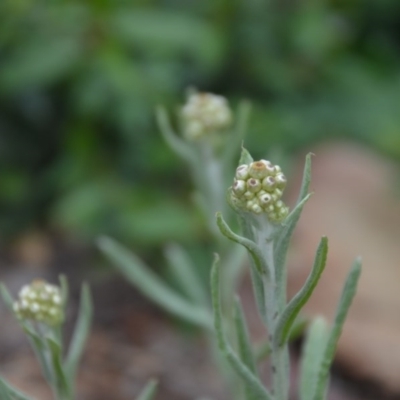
198, 143, 227, 240
259, 230, 289, 400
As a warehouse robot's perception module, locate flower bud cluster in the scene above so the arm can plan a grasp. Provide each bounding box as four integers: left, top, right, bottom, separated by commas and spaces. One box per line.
13, 280, 64, 326
230, 160, 289, 222
181, 92, 232, 140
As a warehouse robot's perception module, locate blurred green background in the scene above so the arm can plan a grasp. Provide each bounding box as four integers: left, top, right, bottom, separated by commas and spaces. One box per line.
1, 0, 400, 246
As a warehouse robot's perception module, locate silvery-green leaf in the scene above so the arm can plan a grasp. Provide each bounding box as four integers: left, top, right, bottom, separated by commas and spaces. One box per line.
164, 242, 208, 305
275, 237, 328, 346
137, 379, 158, 400
65, 284, 92, 384
312, 259, 362, 400
300, 317, 330, 400
98, 236, 212, 329
210, 255, 272, 400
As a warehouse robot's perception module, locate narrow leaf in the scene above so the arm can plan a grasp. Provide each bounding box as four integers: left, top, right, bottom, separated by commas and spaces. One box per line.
312, 258, 362, 400
98, 236, 212, 329
0, 284, 15, 311
164, 243, 208, 305
156, 106, 197, 164
65, 284, 93, 382
0, 378, 13, 400
297, 153, 312, 205
137, 379, 158, 400
216, 212, 269, 277
239, 146, 253, 165
46, 337, 71, 399
221, 244, 246, 302
274, 194, 312, 276
233, 297, 257, 374
255, 315, 307, 362
274, 153, 312, 285
58, 275, 69, 306
299, 317, 330, 400
237, 214, 267, 323
0, 376, 35, 400
22, 325, 53, 384
275, 237, 328, 346
210, 255, 273, 400
233, 297, 259, 400
254, 340, 271, 363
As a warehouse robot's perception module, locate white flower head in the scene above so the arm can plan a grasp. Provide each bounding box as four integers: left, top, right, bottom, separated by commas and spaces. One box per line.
181, 92, 233, 140
13, 280, 64, 326
230, 158, 289, 222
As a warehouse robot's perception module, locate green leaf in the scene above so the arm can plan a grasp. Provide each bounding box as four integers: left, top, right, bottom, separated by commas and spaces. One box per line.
164, 243, 208, 306
97, 236, 212, 329
0, 377, 13, 400
275, 237, 328, 346
237, 214, 267, 323
233, 297, 259, 400
274, 153, 312, 282
274, 193, 312, 295
0, 283, 15, 311
238, 147, 253, 165
0, 376, 35, 400
46, 337, 71, 399
136, 379, 158, 400
216, 212, 269, 278
65, 284, 92, 384
210, 254, 273, 400
297, 153, 313, 205
59, 275, 69, 306
255, 315, 307, 362
299, 317, 330, 400
21, 325, 53, 384
221, 244, 246, 303
312, 258, 362, 400
156, 106, 197, 164
249, 267, 267, 325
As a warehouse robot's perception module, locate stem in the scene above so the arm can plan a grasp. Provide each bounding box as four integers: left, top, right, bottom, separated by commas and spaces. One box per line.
258, 226, 290, 400
197, 143, 227, 240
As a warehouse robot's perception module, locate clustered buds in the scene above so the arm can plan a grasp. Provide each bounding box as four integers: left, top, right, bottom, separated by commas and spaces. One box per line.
181, 92, 232, 140
13, 280, 64, 326
230, 160, 289, 222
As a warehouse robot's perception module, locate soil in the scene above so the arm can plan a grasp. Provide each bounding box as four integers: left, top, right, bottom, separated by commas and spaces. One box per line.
0, 236, 394, 400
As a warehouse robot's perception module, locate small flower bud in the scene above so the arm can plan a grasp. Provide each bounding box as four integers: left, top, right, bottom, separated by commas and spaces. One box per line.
259, 193, 272, 206
247, 178, 261, 193
248, 161, 270, 179
236, 165, 250, 180
262, 176, 276, 192
275, 173, 287, 189
229, 156, 289, 222
233, 179, 246, 195
244, 191, 255, 200
181, 92, 232, 140
13, 280, 64, 326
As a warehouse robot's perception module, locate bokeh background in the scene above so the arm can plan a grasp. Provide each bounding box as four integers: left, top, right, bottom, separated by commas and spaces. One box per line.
2, 1, 400, 399
2, 0, 400, 244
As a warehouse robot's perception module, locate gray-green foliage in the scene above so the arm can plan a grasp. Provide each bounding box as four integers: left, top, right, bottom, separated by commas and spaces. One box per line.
213, 149, 361, 400
0, 279, 93, 400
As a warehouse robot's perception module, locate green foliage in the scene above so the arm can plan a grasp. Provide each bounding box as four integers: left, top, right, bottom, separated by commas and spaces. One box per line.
1, 0, 400, 240
214, 150, 361, 400
0, 280, 93, 400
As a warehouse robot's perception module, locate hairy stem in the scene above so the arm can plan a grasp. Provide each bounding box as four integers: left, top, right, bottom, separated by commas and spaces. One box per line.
259, 233, 289, 400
